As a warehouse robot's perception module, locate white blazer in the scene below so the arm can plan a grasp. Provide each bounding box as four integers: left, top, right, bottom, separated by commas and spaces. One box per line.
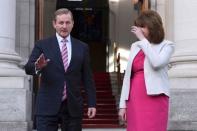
119, 39, 175, 108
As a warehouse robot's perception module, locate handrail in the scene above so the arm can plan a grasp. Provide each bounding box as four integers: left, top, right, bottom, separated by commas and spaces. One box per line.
113, 42, 122, 94
113, 42, 118, 71
116, 53, 121, 94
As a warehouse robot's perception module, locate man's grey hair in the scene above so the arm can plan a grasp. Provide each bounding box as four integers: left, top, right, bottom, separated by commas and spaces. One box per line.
53, 8, 74, 21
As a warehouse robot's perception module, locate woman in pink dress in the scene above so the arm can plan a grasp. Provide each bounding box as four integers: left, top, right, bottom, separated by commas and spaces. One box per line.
119, 10, 175, 131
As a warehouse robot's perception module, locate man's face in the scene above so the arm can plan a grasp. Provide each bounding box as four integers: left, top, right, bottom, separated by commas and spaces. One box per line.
53, 13, 74, 38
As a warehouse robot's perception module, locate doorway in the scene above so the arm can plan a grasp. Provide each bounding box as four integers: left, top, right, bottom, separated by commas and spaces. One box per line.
56, 0, 109, 72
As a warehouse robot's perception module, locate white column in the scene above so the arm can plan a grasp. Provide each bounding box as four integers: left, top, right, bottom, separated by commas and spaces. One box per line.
166, 0, 197, 130
0, 1, 32, 130
0, 1, 23, 75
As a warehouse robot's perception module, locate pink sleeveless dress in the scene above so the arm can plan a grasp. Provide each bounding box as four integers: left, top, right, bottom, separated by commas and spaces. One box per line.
126, 50, 169, 131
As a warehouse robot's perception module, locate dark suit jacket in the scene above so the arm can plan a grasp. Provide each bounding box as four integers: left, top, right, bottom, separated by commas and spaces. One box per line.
25, 35, 96, 117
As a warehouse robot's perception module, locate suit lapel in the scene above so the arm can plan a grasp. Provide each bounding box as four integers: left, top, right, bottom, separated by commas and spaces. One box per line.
66, 37, 75, 72
130, 43, 141, 60
126, 43, 141, 75
49, 36, 65, 71
48, 36, 77, 73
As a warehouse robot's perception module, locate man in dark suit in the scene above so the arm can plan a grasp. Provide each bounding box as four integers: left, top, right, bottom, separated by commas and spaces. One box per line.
25, 8, 96, 131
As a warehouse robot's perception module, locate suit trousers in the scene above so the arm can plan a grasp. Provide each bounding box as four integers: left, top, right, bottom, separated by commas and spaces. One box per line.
36, 100, 82, 131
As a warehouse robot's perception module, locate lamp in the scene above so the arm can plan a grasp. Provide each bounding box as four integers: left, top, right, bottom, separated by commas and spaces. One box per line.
109, 0, 119, 2
67, 0, 82, 1
132, 0, 139, 4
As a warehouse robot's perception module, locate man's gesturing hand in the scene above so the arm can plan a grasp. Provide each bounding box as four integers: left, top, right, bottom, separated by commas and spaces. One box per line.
87, 107, 96, 119
35, 53, 50, 70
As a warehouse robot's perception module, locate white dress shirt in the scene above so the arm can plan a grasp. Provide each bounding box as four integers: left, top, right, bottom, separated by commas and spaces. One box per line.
56, 33, 72, 66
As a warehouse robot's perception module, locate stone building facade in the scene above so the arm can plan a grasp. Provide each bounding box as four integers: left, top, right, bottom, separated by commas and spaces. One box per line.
0, 0, 197, 130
